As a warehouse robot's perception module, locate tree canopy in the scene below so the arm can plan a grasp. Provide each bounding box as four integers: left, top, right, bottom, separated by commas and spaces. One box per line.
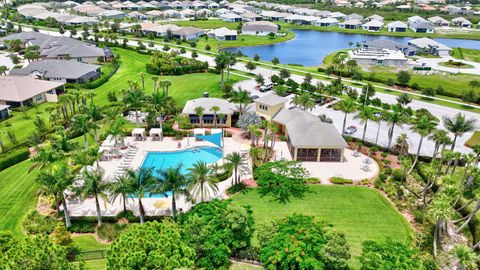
358, 240, 425, 270
107, 221, 195, 270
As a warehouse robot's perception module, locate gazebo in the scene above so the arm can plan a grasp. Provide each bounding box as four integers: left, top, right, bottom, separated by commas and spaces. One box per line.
194, 128, 205, 141
132, 128, 146, 141
149, 128, 163, 141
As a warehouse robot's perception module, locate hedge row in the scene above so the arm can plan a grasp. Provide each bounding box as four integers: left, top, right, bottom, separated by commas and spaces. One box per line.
81, 63, 119, 89
146, 62, 208, 76
0, 147, 30, 171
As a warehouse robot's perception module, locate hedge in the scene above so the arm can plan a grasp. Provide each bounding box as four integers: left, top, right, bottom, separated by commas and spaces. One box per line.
146, 62, 208, 76
80, 63, 119, 89
0, 147, 30, 171
330, 177, 353, 185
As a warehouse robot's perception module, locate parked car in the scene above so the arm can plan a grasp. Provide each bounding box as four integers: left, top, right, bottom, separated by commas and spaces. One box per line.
344, 126, 357, 135
259, 83, 273, 92
250, 95, 259, 100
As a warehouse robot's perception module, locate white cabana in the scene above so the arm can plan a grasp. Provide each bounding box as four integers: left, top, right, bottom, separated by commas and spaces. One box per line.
98, 146, 113, 161
210, 128, 223, 135
132, 128, 146, 141
194, 128, 205, 141
149, 128, 163, 141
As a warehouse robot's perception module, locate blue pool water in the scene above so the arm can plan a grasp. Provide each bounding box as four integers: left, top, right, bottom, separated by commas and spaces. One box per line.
224, 29, 480, 66
139, 146, 223, 198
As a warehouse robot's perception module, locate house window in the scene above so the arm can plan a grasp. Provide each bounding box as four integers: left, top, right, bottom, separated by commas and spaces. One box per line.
34, 94, 43, 102
259, 104, 268, 111
296, 148, 318, 162
47, 90, 55, 94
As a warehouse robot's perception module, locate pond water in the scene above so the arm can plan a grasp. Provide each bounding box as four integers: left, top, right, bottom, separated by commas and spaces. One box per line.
224, 30, 480, 66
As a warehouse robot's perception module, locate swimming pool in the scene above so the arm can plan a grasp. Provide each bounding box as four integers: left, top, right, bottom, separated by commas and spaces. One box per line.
139, 146, 223, 198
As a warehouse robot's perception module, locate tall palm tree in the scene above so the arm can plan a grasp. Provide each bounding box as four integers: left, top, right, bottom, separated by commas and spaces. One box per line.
79, 169, 111, 226
72, 114, 91, 149
428, 194, 454, 258
36, 162, 74, 227
194, 106, 205, 128
384, 104, 407, 149
224, 152, 247, 185
292, 92, 315, 111
443, 113, 477, 151
210, 105, 220, 128
230, 88, 251, 115
247, 124, 259, 147
29, 143, 62, 173
430, 129, 452, 159
160, 80, 172, 96
337, 98, 358, 135
215, 51, 229, 90
122, 87, 145, 128
410, 115, 437, 171
149, 90, 170, 138
128, 168, 155, 224
188, 161, 218, 203
111, 174, 134, 213
354, 106, 376, 141
81, 102, 102, 143
155, 165, 190, 218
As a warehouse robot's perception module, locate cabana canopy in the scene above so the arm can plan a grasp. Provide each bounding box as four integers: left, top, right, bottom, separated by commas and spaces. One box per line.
102, 135, 116, 147
132, 128, 145, 136
149, 128, 162, 136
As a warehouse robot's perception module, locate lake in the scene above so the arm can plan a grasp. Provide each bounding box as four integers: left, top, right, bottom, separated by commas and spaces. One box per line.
224, 30, 480, 66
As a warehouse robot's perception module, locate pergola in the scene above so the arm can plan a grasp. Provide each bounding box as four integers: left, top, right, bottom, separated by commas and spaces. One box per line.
132, 128, 146, 141
149, 128, 163, 141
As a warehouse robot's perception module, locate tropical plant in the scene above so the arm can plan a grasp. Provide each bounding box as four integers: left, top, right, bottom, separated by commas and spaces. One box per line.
78, 169, 111, 226
337, 98, 358, 135
111, 174, 134, 213
188, 161, 218, 202
71, 114, 91, 149
127, 168, 156, 224
230, 88, 251, 115
384, 104, 407, 149
194, 106, 205, 128
155, 165, 191, 217
410, 115, 438, 170
292, 92, 315, 111
443, 113, 477, 151
224, 152, 247, 185
354, 106, 376, 141
122, 83, 145, 127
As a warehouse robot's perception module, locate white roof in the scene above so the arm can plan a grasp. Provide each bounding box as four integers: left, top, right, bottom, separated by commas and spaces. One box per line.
208, 27, 237, 36
194, 128, 206, 135
317, 17, 339, 23
387, 21, 407, 28
408, 38, 452, 51
221, 13, 243, 19
363, 20, 384, 27
182, 98, 240, 115
255, 93, 286, 106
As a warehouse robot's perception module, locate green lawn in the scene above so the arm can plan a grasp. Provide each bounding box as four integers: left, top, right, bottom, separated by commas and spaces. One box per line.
195, 31, 295, 51
0, 160, 38, 234
452, 47, 480, 63
93, 48, 243, 107
72, 235, 110, 251
231, 185, 413, 266
465, 131, 480, 148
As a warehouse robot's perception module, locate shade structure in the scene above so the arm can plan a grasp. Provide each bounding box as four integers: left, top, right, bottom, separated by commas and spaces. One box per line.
196, 131, 223, 148
132, 128, 146, 141
149, 128, 162, 141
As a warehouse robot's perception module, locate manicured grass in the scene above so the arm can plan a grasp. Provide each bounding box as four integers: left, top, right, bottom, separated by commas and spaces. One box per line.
438, 61, 474, 69
452, 47, 480, 63
84, 259, 107, 270
72, 235, 110, 251
230, 261, 264, 269
0, 160, 38, 235
231, 185, 413, 262
465, 131, 480, 148
93, 48, 243, 107
195, 31, 295, 51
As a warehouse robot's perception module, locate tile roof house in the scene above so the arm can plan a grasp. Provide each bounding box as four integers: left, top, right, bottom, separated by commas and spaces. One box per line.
408, 37, 451, 56
0, 32, 106, 63
409, 21, 435, 33
220, 13, 243, 22
452, 17, 472, 28
428, 16, 449, 27
387, 21, 408, 32
339, 19, 362, 29
242, 21, 278, 35
207, 27, 238, 40
171, 27, 205, 40
182, 97, 243, 127
0, 75, 64, 107
10, 60, 101, 83
362, 19, 384, 31
365, 14, 384, 22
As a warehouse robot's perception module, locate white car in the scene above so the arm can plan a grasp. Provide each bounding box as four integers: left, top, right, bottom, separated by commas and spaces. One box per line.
344, 126, 357, 135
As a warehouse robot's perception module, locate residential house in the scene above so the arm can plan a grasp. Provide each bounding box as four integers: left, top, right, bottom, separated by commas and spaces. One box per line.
220, 13, 243, 22
314, 18, 339, 27
10, 60, 101, 83
241, 12, 263, 21
362, 39, 416, 56
0, 105, 10, 120
345, 13, 363, 21
339, 19, 362, 29
328, 11, 346, 21
365, 14, 384, 22
261, 11, 289, 21
163, 9, 181, 18
255, 94, 348, 162
140, 23, 182, 36
179, 9, 196, 18
387, 21, 408, 32
409, 21, 435, 33
407, 15, 428, 25
452, 17, 472, 28
428, 16, 449, 27
242, 21, 278, 35
348, 47, 408, 66
284, 14, 318, 25
195, 9, 213, 17
207, 27, 238, 40
0, 75, 64, 107
362, 20, 384, 31
172, 27, 205, 40
99, 10, 127, 19
408, 37, 452, 56
128, 11, 148, 20
145, 10, 164, 19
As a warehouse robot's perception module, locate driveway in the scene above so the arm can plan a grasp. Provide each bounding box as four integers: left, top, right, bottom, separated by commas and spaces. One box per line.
415, 56, 480, 75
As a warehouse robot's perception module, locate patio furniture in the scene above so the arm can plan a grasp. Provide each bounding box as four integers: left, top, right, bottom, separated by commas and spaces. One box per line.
149, 128, 163, 141
361, 165, 370, 172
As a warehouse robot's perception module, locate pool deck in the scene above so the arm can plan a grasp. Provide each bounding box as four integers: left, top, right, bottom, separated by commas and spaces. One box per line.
66, 135, 379, 217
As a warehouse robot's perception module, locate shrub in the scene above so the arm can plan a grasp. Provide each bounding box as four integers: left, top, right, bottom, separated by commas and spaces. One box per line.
50, 224, 72, 246
116, 210, 138, 223
0, 147, 30, 170
330, 177, 353, 185
97, 223, 128, 242
68, 220, 96, 233
370, 146, 379, 153
22, 210, 56, 235
226, 182, 247, 195
306, 177, 320, 184
279, 135, 287, 141
383, 167, 392, 175
392, 169, 403, 182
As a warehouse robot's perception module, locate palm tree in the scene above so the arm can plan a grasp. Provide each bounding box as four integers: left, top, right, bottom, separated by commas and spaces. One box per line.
149, 90, 170, 139
79, 169, 111, 226
81, 102, 102, 143
247, 124, 259, 146
292, 92, 315, 111
210, 105, 220, 128
155, 165, 190, 218
111, 174, 134, 213
194, 106, 205, 128
354, 106, 376, 141
410, 115, 437, 170
159, 80, 172, 96
128, 168, 155, 224
443, 113, 477, 151
122, 86, 145, 128
451, 245, 480, 270
72, 114, 91, 149
224, 152, 247, 185
30, 143, 62, 173
36, 162, 74, 227
337, 98, 358, 135
215, 51, 229, 90
384, 104, 407, 149
430, 129, 452, 159
230, 88, 251, 115
188, 161, 218, 203
428, 194, 454, 258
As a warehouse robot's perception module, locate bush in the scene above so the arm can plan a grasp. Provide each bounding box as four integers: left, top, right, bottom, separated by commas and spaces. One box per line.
378, 173, 388, 182
68, 220, 96, 233
226, 182, 247, 195
306, 177, 320, 184
97, 223, 128, 242
116, 210, 138, 223
383, 167, 392, 175
279, 135, 287, 141
0, 147, 30, 170
392, 169, 403, 182
330, 177, 353, 185
22, 210, 57, 235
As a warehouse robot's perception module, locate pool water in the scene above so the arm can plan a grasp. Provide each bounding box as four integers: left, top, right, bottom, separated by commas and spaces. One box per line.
139, 146, 223, 198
